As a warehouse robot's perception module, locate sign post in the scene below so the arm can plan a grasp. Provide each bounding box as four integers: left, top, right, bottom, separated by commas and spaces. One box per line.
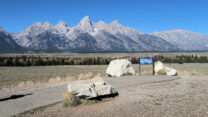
139, 58, 154, 75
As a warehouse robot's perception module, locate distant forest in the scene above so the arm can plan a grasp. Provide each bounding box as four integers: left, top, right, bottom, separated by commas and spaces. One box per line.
0, 55, 208, 66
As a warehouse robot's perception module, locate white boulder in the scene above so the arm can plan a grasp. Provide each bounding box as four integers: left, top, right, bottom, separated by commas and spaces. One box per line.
154, 61, 177, 76
154, 61, 165, 73
106, 59, 135, 77
67, 77, 117, 99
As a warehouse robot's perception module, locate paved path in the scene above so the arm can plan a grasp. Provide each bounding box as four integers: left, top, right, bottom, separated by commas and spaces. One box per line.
0, 76, 179, 117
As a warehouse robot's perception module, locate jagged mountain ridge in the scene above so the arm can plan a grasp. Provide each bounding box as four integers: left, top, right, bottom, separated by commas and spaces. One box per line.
11, 16, 179, 52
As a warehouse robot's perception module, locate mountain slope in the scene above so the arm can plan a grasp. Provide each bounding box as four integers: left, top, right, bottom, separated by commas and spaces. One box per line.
0, 27, 24, 53
93, 20, 178, 51
151, 30, 208, 51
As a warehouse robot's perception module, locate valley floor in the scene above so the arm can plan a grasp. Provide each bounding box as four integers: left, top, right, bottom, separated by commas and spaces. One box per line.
0, 63, 208, 89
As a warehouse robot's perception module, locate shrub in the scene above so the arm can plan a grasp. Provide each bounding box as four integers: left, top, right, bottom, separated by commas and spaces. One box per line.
55, 76, 62, 82
63, 92, 81, 107
94, 73, 102, 78
126, 72, 133, 75
177, 71, 189, 75
48, 78, 56, 83
191, 70, 199, 75
84, 72, 94, 79
78, 73, 85, 80
17, 81, 25, 87
140, 71, 153, 75
78, 72, 94, 80
65, 76, 75, 82
48, 76, 62, 83
158, 70, 167, 75
26, 80, 34, 86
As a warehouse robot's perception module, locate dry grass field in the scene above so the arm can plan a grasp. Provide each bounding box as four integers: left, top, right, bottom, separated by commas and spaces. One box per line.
0, 63, 208, 89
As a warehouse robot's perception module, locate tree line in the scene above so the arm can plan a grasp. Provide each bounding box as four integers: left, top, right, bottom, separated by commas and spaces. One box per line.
0, 55, 207, 66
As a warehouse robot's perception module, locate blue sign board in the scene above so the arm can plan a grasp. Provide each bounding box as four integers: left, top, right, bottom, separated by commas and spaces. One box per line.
140, 58, 153, 64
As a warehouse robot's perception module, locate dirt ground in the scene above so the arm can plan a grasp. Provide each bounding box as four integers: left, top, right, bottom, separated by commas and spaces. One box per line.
18, 75, 208, 117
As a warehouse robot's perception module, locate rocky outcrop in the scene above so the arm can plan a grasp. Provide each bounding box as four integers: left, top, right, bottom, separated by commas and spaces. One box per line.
67, 77, 117, 99
154, 61, 177, 76
106, 59, 135, 77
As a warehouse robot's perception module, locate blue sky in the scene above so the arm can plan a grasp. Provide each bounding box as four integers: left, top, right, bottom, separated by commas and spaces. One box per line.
0, 0, 208, 34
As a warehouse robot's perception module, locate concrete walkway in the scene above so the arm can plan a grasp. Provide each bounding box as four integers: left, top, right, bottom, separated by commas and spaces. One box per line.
0, 75, 179, 117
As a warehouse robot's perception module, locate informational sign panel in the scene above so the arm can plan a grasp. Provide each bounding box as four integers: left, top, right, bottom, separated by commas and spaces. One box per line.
139, 58, 154, 75
140, 58, 153, 64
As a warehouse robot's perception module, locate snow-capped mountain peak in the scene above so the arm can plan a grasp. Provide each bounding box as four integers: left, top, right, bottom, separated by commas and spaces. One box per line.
32, 22, 42, 27
22, 22, 48, 36
110, 20, 121, 26
55, 21, 70, 34
100, 20, 143, 39
77, 16, 94, 32
94, 21, 107, 30
56, 21, 67, 27
43, 21, 52, 29
79, 16, 91, 25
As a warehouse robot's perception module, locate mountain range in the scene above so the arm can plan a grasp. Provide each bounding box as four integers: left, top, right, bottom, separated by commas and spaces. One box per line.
1, 16, 208, 53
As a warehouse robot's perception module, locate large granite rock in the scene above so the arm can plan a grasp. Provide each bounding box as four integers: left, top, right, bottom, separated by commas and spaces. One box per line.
67, 77, 117, 99
106, 59, 135, 77
154, 61, 177, 76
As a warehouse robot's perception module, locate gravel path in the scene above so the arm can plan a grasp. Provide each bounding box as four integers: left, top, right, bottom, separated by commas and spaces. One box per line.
0, 75, 179, 117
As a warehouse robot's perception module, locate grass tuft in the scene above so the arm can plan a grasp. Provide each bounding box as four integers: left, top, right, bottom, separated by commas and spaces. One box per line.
190, 70, 199, 75
26, 80, 34, 86
48, 76, 62, 83
17, 81, 26, 87
78, 72, 94, 80
140, 71, 153, 75
85, 72, 94, 79
94, 73, 102, 78
78, 73, 85, 80
157, 70, 167, 75
177, 71, 190, 75
126, 72, 133, 75
65, 76, 75, 82
177, 70, 199, 75
63, 92, 81, 107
